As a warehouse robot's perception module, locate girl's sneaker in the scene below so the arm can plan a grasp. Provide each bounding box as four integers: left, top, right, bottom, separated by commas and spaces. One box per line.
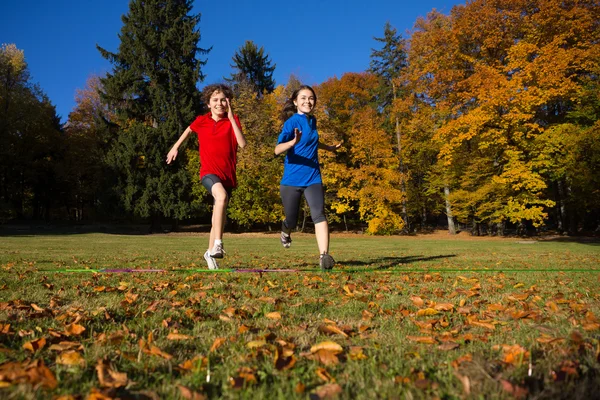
204, 250, 219, 270
280, 231, 292, 248
320, 253, 335, 271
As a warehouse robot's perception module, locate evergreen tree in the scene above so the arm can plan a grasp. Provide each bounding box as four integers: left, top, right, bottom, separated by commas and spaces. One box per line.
0, 44, 64, 221
97, 0, 210, 229
369, 22, 410, 230
226, 40, 276, 97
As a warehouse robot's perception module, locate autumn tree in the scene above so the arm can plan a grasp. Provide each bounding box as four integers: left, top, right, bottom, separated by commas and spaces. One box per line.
97, 0, 209, 229
63, 75, 116, 220
317, 73, 405, 234
404, 0, 600, 234
226, 40, 276, 97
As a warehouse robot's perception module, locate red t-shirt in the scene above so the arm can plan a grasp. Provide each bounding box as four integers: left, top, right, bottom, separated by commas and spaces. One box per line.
189, 113, 240, 188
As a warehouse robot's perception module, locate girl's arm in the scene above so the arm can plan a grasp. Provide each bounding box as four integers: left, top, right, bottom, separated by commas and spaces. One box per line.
275, 128, 302, 155
166, 126, 193, 164
318, 141, 343, 152
227, 98, 246, 149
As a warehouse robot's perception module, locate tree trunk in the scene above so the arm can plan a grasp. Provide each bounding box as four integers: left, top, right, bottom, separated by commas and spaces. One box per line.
556, 180, 566, 232
444, 184, 456, 235
392, 80, 408, 232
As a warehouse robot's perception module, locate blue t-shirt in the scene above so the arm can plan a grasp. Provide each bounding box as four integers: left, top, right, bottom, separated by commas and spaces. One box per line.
277, 113, 322, 187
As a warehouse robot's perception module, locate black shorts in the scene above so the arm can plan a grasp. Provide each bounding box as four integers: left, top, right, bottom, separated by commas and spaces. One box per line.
201, 174, 233, 198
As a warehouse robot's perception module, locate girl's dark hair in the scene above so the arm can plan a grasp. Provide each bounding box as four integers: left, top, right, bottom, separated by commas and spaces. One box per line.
202, 83, 234, 105
280, 85, 317, 122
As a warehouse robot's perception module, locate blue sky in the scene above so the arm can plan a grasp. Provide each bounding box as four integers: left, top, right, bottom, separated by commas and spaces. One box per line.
1, 0, 462, 123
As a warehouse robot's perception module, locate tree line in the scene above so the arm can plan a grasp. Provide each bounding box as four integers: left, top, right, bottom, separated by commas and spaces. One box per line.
1, 0, 598, 235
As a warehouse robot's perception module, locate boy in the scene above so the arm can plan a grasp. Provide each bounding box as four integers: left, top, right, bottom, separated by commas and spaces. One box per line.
166, 84, 246, 269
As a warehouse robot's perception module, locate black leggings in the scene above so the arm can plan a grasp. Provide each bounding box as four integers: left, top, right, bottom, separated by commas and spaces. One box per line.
280, 183, 327, 232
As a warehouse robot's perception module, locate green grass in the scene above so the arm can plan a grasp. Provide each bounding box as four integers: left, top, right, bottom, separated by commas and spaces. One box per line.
1, 232, 599, 399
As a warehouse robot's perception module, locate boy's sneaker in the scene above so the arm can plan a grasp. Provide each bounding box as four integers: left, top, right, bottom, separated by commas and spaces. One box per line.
320, 253, 335, 271
280, 231, 292, 248
210, 242, 224, 258
204, 250, 219, 270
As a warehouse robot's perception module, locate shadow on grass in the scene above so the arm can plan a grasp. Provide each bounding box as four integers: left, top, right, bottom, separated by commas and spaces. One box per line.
294, 254, 456, 270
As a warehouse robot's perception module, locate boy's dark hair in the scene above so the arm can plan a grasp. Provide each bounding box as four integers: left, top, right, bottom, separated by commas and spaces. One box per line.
281, 85, 317, 122
201, 84, 234, 106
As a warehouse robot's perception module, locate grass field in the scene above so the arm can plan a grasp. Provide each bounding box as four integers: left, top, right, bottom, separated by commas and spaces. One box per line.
1, 231, 599, 399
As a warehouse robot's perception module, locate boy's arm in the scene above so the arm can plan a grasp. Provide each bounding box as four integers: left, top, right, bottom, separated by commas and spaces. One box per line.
227, 98, 246, 149
166, 126, 192, 164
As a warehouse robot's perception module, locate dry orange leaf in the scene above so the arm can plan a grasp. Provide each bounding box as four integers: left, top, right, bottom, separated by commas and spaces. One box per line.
64, 323, 86, 336
95, 359, 128, 388
406, 336, 436, 344
469, 321, 496, 331
266, 312, 282, 320
23, 337, 46, 352
410, 296, 425, 307
178, 385, 207, 400
312, 349, 340, 366
316, 367, 334, 382
246, 340, 267, 349
56, 351, 86, 367
310, 341, 343, 354
319, 324, 349, 338
210, 337, 227, 352
434, 303, 454, 312
167, 332, 194, 340
312, 383, 342, 399
416, 308, 439, 316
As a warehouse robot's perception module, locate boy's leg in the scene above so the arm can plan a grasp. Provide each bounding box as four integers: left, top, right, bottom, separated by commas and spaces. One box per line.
209, 183, 229, 257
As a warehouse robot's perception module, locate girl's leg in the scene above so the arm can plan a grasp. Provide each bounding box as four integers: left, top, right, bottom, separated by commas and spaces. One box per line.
304, 183, 329, 254
314, 221, 329, 255
280, 185, 303, 246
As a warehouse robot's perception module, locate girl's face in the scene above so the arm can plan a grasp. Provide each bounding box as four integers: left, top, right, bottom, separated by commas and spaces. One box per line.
208, 90, 228, 117
294, 89, 315, 115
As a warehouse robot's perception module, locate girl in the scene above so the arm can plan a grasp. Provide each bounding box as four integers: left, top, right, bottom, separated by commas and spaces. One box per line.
275, 85, 341, 270
166, 84, 246, 270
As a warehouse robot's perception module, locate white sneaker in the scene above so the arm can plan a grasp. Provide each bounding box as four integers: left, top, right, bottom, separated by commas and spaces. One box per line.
210, 242, 224, 258
204, 250, 219, 270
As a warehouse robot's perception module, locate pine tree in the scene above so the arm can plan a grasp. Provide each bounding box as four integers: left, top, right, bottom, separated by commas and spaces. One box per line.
226, 40, 276, 97
97, 0, 210, 229
369, 22, 410, 230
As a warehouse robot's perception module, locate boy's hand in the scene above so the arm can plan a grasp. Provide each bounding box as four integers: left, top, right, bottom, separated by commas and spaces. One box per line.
226, 98, 234, 120
166, 148, 178, 164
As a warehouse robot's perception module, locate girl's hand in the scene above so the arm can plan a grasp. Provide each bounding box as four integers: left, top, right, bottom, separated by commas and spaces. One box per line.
292, 128, 302, 145
166, 148, 178, 164
332, 141, 343, 151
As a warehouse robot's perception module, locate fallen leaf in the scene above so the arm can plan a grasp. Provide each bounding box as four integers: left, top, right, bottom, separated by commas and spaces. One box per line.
64, 323, 86, 336
96, 359, 128, 388
210, 337, 227, 352
319, 324, 349, 338
310, 341, 343, 354
23, 337, 46, 352
416, 308, 439, 317
56, 351, 86, 367
178, 385, 207, 400
167, 332, 194, 340
266, 312, 282, 320
312, 383, 342, 399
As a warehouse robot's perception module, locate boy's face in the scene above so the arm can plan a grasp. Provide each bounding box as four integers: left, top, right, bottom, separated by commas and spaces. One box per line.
208, 90, 228, 117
